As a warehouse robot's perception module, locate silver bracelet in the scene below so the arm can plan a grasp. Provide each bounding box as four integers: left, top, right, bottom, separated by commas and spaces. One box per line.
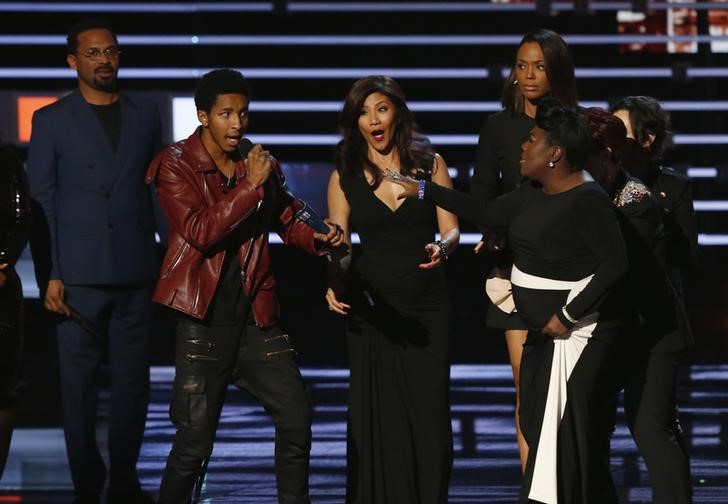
561, 306, 577, 324
434, 239, 448, 262
418, 179, 426, 200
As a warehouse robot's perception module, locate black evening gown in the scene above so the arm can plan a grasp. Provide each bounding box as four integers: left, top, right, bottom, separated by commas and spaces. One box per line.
426, 180, 628, 504
339, 171, 453, 504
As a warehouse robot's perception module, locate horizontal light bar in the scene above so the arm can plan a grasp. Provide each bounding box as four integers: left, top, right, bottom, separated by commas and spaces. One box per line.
686, 167, 718, 178
245, 134, 480, 145
698, 234, 728, 246
694, 201, 728, 211
2, 1, 727, 13
288, 1, 728, 12
214, 100, 728, 113
687, 68, 728, 78
0, 2, 273, 12
17, 228, 728, 297
244, 133, 727, 147
672, 134, 728, 145
0, 67, 489, 80
2, 34, 728, 46
237, 231, 728, 246
4, 66, 728, 81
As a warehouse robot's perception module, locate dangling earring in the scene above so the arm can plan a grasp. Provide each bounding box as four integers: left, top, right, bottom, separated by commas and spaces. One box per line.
548, 160, 555, 168
513, 79, 519, 85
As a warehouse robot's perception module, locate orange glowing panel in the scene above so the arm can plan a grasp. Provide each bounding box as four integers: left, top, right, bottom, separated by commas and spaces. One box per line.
17, 96, 58, 142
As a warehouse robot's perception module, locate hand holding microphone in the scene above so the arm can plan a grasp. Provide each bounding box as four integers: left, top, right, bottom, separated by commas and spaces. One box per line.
240, 140, 274, 188
237, 137, 335, 235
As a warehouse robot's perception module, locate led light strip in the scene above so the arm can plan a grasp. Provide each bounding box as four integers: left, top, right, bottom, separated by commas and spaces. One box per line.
245, 133, 727, 147
15, 230, 728, 298
2, 34, 728, 46
2, 1, 726, 13
287, 1, 728, 12
686, 167, 718, 178
694, 201, 728, 211
238, 100, 728, 113
3, 66, 728, 81
0, 2, 273, 12
268, 232, 728, 246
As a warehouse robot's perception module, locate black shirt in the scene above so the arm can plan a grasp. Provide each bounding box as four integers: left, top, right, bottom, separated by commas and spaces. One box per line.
204, 175, 250, 326
89, 100, 122, 152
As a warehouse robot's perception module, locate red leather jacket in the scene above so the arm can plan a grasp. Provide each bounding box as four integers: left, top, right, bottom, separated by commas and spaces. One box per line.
145, 128, 323, 327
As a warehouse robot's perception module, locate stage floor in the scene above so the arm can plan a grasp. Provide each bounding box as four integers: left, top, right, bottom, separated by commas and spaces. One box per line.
1, 364, 727, 503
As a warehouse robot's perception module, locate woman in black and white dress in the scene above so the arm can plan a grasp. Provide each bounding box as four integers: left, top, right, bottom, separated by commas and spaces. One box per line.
388, 97, 627, 503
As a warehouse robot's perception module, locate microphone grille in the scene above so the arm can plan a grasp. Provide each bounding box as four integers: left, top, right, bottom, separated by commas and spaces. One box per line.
237, 138, 254, 158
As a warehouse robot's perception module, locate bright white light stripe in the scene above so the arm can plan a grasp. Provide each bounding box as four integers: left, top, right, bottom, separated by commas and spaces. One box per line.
688, 68, 728, 77
575, 68, 672, 78
0, 67, 488, 80
698, 234, 728, 245
4, 67, 728, 81
269, 233, 482, 245
247, 133, 725, 147
694, 201, 728, 211
0, 2, 273, 12
244, 134, 479, 146
3, 1, 726, 13
673, 134, 728, 145
288, 1, 728, 12
251, 100, 632, 112
687, 167, 718, 178
3, 34, 728, 46
16, 228, 728, 298
270, 232, 728, 246
662, 101, 728, 111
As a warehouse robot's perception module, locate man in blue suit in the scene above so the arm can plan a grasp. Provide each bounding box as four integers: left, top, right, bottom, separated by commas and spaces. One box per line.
27, 18, 161, 504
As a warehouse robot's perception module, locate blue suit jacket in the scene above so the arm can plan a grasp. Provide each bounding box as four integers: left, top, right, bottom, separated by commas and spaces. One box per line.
27, 90, 163, 285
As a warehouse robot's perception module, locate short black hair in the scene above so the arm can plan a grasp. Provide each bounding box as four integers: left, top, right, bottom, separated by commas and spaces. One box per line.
194, 69, 250, 112
67, 18, 117, 55
610, 95, 671, 163
536, 96, 593, 171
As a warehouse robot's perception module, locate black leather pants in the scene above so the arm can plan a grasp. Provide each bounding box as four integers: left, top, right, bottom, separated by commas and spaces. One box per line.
0, 267, 23, 410
159, 318, 313, 504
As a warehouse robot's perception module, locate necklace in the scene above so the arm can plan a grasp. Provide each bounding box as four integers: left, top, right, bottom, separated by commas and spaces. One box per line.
219, 169, 236, 189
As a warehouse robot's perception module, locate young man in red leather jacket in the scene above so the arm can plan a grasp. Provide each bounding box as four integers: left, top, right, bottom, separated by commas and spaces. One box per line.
146, 69, 344, 504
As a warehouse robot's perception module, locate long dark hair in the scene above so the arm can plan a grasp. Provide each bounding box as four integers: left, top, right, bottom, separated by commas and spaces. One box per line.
501, 29, 578, 114
609, 95, 671, 164
535, 96, 592, 171
336, 75, 433, 187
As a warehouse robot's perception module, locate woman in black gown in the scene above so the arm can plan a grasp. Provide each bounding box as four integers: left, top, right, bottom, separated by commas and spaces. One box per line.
325, 75, 460, 504
584, 107, 694, 504
0, 146, 32, 478
470, 29, 578, 470
388, 97, 627, 504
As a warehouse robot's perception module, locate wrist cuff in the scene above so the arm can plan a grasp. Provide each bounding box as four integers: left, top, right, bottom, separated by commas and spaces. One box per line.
557, 306, 577, 329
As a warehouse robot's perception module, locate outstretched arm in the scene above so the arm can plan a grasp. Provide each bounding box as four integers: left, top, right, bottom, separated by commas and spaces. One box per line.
419, 154, 460, 269
324, 170, 353, 315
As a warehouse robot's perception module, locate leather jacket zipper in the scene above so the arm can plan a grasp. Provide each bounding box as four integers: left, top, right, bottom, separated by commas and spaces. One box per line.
162, 242, 190, 278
